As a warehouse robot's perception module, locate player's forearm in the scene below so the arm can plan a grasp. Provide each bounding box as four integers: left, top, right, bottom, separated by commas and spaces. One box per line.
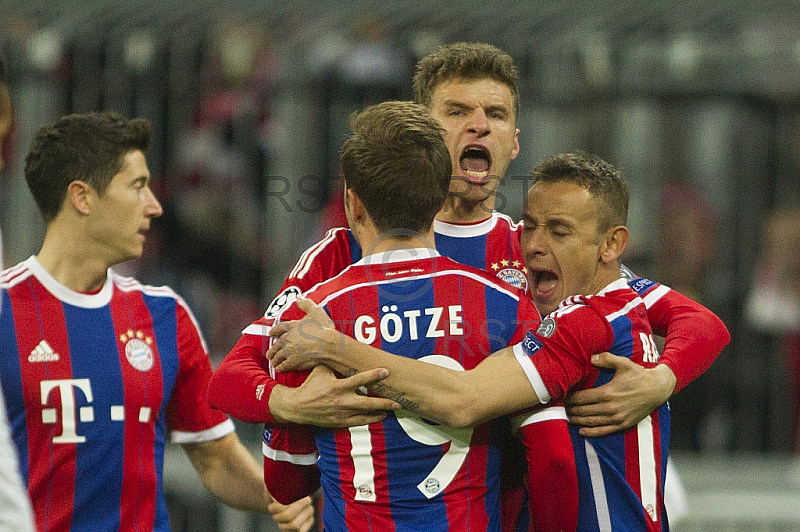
317, 330, 535, 427
649, 292, 730, 393
184, 433, 273, 513
650, 362, 678, 402
311, 329, 460, 422
268, 384, 322, 425
208, 339, 278, 424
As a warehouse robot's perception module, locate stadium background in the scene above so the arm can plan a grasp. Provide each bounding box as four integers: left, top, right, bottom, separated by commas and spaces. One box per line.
2, 0, 800, 529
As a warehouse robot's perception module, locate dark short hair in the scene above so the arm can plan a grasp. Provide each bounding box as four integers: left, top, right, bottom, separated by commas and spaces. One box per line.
24, 111, 151, 223
531, 151, 629, 232
412, 42, 520, 119
341, 101, 451, 236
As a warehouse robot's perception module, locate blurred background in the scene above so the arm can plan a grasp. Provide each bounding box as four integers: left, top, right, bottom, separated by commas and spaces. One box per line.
2, 0, 800, 529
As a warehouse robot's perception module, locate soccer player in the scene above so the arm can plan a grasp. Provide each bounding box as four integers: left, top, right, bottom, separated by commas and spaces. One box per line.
263, 99, 540, 531
270, 152, 729, 530
0, 111, 313, 532
210, 42, 729, 531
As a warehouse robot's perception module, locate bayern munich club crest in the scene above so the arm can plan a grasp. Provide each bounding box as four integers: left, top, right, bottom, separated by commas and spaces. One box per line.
119, 330, 154, 372
497, 268, 528, 291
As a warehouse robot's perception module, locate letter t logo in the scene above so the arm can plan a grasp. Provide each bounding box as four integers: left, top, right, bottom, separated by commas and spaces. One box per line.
40, 379, 94, 443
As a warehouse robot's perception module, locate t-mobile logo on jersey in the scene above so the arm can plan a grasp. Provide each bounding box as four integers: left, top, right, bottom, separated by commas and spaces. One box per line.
40, 379, 94, 444
40, 379, 153, 444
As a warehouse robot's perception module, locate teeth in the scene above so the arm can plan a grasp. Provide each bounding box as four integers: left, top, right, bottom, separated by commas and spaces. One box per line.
465, 170, 489, 178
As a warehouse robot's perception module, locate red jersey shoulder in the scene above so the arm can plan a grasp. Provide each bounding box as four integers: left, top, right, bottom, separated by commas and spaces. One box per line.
576, 285, 643, 319
535, 295, 610, 343
494, 212, 524, 233
287, 227, 354, 284
1, 261, 32, 289
261, 228, 354, 323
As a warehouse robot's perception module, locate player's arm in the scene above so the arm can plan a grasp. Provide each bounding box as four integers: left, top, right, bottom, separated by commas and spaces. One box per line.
268, 298, 549, 428
208, 333, 280, 423
645, 285, 730, 391
170, 300, 315, 531
514, 417, 579, 532
181, 432, 315, 532
566, 280, 730, 437
262, 424, 322, 506
285, 330, 535, 428
208, 333, 395, 426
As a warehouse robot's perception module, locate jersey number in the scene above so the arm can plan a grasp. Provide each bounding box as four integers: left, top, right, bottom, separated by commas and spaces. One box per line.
348, 355, 473, 501
640, 332, 659, 363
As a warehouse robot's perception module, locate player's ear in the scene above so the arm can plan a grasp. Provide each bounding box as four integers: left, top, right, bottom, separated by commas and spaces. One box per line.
66, 180, 94, 216
599, 225, 629, 263
346, 188, 366, 222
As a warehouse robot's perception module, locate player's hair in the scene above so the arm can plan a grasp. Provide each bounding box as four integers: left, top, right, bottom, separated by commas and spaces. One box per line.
413, 42, 520, 119
531, 151, 629, 233
24, 111, 151, 223
341, 101, 451, 237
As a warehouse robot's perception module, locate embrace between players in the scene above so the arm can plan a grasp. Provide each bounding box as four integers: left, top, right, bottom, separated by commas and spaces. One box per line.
208, 43, 730, 531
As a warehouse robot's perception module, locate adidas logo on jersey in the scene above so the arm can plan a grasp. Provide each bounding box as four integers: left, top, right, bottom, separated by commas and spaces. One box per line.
29, 340, 60, 363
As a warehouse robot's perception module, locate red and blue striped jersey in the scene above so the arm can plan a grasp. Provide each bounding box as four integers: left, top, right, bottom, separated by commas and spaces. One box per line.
513, 278, 670, 531
211, 212, 527, 424
263, 250, 540, 532
432, 215, 528, 292
1, 257, 232, 532
251, 212, 527, 337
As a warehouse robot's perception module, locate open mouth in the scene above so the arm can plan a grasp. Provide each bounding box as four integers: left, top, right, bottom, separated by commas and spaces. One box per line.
459, 146, 491, 181
531, 269, 559, 300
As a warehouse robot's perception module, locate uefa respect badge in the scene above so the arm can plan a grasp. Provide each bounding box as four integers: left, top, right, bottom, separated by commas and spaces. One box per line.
521, 330, 544, 357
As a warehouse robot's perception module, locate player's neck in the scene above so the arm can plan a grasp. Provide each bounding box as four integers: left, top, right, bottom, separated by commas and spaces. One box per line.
587, 262, 624, 297
355, 225, 436, 257
437, 194, 495, 224
36, 224, 110, 292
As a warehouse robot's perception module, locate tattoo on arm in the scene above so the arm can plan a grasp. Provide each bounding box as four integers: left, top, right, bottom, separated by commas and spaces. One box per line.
339, 366, 421, 413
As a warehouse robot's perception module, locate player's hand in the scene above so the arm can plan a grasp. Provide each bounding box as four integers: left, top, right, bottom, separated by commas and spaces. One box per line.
565, 352, 676, 437
267, 495, 315, 532
268, 297, 336, 371
270, 365, 400, 427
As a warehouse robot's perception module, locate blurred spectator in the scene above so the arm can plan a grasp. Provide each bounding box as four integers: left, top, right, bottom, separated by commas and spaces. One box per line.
746, 207, 800, 451
655, 182, 728, 451
306, 175, 348, 244
656, 182, 718, 302
338, 16, 409, 88
130, 19, 280, 360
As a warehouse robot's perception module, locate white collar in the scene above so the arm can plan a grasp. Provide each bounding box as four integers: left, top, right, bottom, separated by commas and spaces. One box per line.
26, 256, 114, 308
433, 212, 498, 238
353, 247, 440, 267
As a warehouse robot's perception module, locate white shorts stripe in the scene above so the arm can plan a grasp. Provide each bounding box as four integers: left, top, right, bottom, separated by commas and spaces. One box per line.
638, 415, 659, 521
585, 440, 613, 532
